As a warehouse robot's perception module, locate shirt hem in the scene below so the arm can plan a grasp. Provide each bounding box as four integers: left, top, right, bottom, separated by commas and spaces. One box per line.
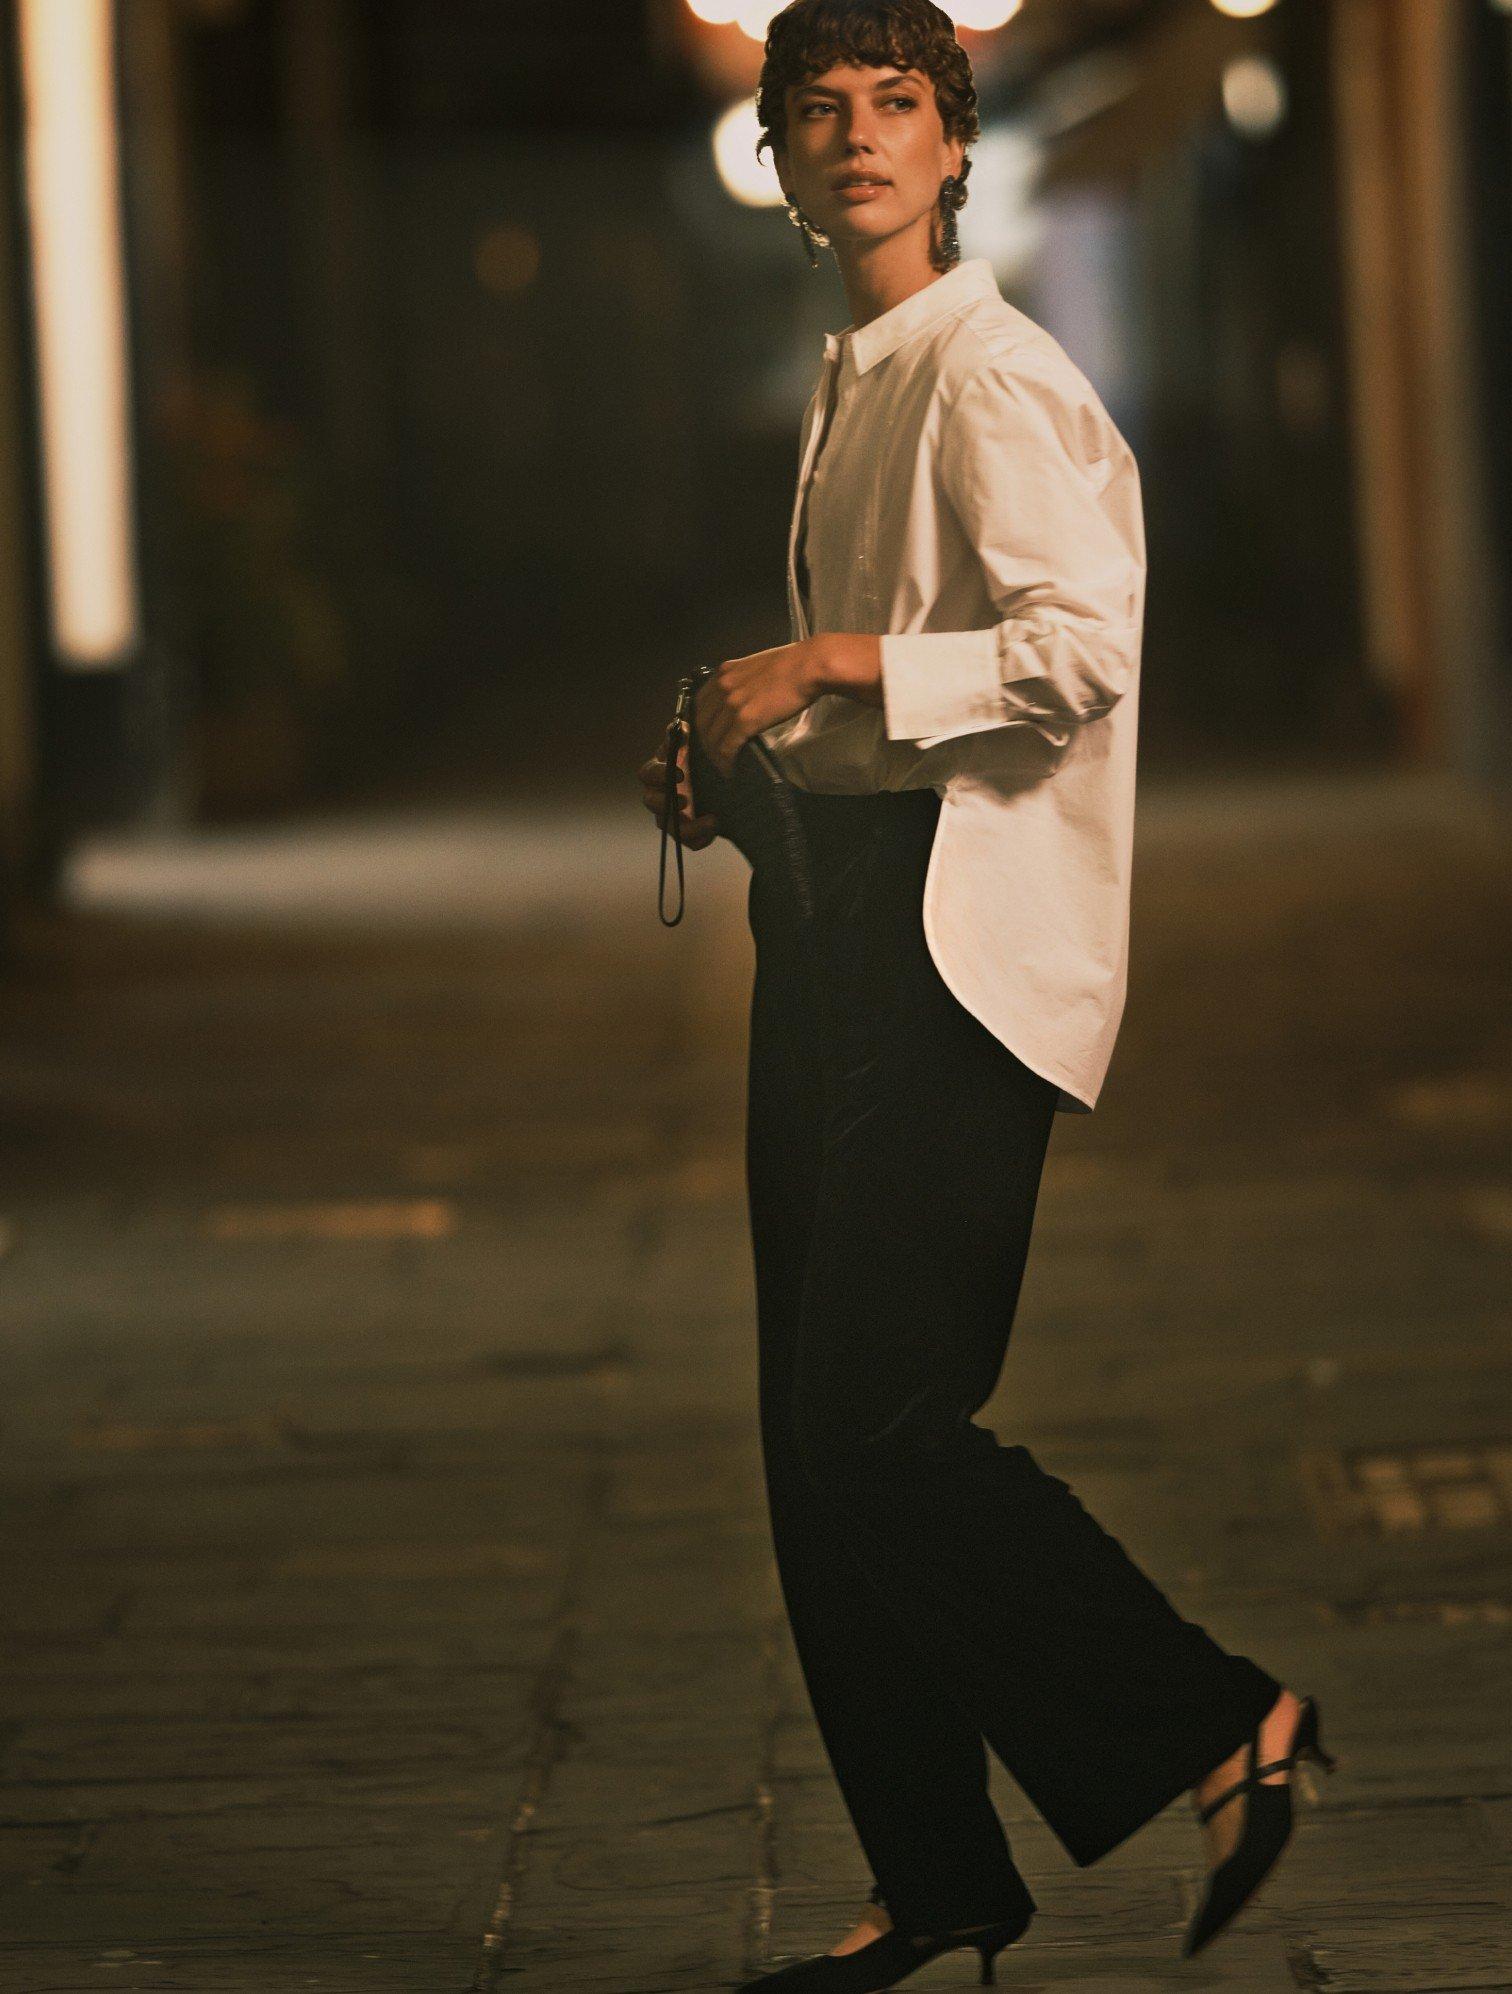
918, 795, 1101, 1116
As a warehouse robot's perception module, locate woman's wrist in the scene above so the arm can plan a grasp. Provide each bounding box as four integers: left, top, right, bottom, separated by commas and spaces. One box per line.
807, 632, 884, 708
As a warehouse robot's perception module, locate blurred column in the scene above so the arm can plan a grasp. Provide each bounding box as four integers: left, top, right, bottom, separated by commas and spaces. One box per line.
119, 0, 199, 830
0, 39, 37, 919
276, 0, 387, 609
275, 0, 409, 780
1330, 0, 1504, 778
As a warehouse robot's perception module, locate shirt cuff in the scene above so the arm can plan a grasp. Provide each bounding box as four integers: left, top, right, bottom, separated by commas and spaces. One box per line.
879, 628, 1007, 746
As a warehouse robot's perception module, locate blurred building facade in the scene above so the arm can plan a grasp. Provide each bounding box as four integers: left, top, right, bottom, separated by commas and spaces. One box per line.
0, 0, 1506, 931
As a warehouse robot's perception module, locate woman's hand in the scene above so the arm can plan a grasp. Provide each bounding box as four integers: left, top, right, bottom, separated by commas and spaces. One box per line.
638, 731, 720, 850
692, 640, 827, 778
692, 635, 884, 775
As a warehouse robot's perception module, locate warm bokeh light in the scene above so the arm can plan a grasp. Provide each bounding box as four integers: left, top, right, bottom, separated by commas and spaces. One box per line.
950, 0, 1025, 26
712, 95, 785, 206
1222, 54, 1288, 139
693, 0, 1026, 48
734, 0, 777, 40
1209, 0, 1281, 18
17, 0, 139, 667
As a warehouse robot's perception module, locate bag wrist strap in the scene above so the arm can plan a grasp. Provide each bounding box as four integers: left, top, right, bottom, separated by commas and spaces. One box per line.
658, 717, 687, 926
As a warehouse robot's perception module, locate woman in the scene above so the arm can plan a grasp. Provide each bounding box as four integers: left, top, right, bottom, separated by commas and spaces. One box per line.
638, 4, 1335, 1984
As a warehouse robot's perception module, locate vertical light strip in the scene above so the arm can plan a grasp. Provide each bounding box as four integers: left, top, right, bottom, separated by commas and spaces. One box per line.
18, 0, 139, 667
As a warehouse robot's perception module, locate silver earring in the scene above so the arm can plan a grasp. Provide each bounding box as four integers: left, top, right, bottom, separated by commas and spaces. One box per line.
935, 174, 961, 272
784, 196, 830, 268
938, 175, 961, 270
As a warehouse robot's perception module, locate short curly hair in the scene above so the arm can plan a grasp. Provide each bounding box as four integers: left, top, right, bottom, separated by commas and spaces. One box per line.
755, 0, 980, 222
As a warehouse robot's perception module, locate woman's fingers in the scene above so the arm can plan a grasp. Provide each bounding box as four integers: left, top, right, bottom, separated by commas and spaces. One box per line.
638, 755, 694, 797
639, 750, 705, 811
641, 789, 718, 836
638, 741, 718, 847
639, 758, 693, 812
639, 736, 691, 782
640, 782, 719, 844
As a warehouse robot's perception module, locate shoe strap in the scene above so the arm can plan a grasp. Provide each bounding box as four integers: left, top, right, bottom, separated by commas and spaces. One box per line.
1196, 1743, 1306, 1825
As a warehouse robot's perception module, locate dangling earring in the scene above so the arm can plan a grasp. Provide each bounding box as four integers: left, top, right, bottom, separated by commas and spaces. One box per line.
784, 196, 830, 269
935, 174, 961, 272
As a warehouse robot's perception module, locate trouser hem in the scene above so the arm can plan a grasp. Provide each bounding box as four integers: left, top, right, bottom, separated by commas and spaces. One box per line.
878, 1872, 1037, 1940
1048, 1667, 1284, 1868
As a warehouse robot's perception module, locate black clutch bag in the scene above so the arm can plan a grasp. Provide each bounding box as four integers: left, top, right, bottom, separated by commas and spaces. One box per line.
658, 661, 817, 927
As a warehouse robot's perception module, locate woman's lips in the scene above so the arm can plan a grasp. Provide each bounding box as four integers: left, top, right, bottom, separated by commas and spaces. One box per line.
834, 181, 889, 202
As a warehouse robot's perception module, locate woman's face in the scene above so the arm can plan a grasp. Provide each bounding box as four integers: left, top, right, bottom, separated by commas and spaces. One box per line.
776, 62, 963, 260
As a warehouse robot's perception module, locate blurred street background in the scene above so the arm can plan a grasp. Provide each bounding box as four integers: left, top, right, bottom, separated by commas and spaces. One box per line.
0, 1, 1508, 1989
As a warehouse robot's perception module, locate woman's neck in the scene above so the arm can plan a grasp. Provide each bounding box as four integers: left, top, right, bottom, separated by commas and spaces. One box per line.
835, 229, 946, 331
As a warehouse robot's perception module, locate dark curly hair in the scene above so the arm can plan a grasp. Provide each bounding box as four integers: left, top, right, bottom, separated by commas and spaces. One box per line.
755, 0, 980, 245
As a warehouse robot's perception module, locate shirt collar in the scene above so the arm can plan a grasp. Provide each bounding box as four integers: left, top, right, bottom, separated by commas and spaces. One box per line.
823, 257, 1000, 376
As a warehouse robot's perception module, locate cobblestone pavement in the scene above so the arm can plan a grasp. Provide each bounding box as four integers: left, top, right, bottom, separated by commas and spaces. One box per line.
0, 765, 1508, 1993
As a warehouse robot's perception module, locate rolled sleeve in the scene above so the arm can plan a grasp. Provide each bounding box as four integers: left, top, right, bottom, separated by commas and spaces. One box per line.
878, 342, 1145, 750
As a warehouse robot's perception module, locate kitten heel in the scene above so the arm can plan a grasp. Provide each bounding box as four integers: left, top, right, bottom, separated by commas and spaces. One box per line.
1180, 1692, 1339, 1959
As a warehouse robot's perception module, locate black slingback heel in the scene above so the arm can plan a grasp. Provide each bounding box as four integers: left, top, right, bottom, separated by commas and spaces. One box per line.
735, 1889, 1032, 1990
1180, 1693, 1339, 1958
732, 1915, 1030, 1991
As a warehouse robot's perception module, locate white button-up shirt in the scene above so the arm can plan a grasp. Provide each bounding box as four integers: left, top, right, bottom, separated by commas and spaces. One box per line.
757, 256, 1144, 1115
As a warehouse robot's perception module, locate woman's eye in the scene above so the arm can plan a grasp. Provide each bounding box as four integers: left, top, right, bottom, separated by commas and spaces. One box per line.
799, 97, 915, 116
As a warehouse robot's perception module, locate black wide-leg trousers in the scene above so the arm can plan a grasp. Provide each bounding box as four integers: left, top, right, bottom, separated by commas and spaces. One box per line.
742, 782, 1280, 1937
